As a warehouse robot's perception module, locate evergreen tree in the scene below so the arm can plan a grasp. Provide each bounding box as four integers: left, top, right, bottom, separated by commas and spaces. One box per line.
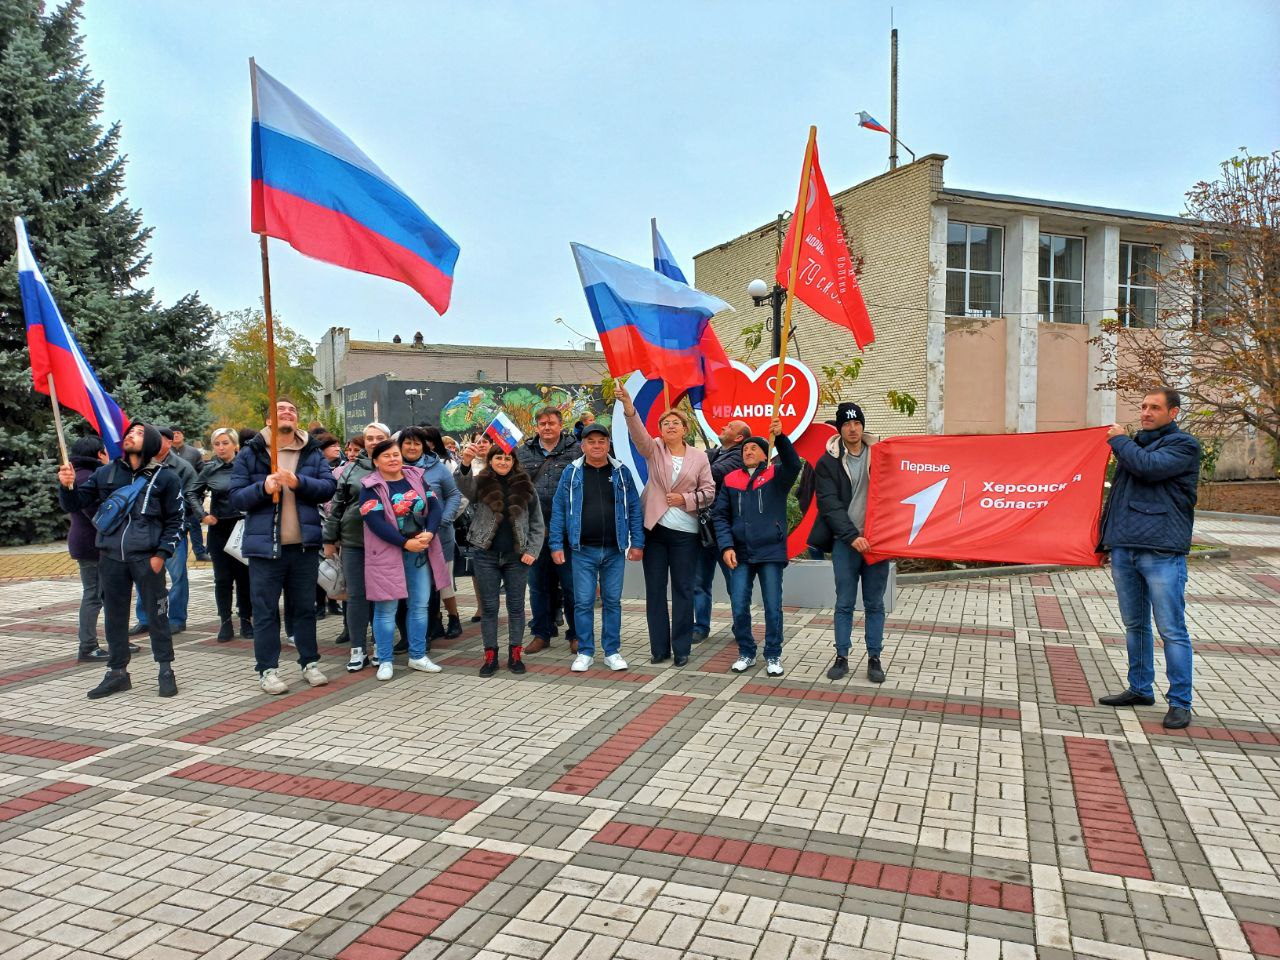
0, 0, 219, 544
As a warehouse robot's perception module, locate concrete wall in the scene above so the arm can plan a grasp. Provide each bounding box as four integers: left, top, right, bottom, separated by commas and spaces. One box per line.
942, 317, 1006, 433
694, 156, 943, 438
342, 350, 608, 387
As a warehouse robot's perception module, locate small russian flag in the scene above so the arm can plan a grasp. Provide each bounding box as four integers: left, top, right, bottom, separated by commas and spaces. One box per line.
857, 111, 891, 135
484, 411, 524, 454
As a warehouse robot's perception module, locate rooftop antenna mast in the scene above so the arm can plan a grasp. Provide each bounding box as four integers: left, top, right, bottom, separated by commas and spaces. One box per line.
890, 13, 899, 170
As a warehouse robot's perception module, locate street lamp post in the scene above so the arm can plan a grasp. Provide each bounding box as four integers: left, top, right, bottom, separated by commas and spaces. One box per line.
404, 387, 420, 423
747, 278, 788, 358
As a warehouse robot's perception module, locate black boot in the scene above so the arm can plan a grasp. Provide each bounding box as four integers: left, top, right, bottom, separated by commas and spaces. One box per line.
445, 614, 462, 639
87, 669, 131, 700
428, 615, 446, 641
217, 619, 235, 642
479, 649, 499, 677
867, 657, 885, 684
78, 645, 109, 663
336, 625, 350, 648
157, 665, 177, 698
508, 645, 526, 674
240, 617, 253, 638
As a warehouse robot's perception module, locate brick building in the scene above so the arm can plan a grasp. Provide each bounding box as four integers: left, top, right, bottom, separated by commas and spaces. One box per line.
693, 154, 1268, 477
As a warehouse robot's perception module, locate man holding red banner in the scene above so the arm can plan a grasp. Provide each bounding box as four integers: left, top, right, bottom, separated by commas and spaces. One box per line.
1097, 388, 1201, 731
808, 403, 891, 684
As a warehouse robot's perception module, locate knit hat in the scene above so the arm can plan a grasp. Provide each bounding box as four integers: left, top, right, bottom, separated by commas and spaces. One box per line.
743, 435, 770, 458
835, 402, 865, 427
370, 438, 399, 461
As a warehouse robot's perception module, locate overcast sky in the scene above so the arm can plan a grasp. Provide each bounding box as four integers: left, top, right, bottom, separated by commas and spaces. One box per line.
80, 0, 1279, 350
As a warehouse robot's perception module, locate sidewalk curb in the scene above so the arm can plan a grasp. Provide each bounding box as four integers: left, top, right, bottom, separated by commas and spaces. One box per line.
897, 548, 1232, 584
1196, 510, 1280, 524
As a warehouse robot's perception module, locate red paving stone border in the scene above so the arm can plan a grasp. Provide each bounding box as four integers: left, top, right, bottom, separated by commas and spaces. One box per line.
740, 683, 1020, 721
1243, 921, 1280, 958
802, 617, 1017, 640
173, 762, 478, 820
551, 695, 694, 795
178, 670, 370, 745
1253, 574, 1280, 596
1035, 595, 1069, 631
337, 848, 516, 960
1141, 720, 1280, 747
448, 657, 655, 684
1062, 737, 1153, 880
0, 657, 81, 689
591, 820, 1033, 913
0, 780, 90, 822
700, 638, 742, 674
1044, 645, 1096, 706
0, 734, 102, 762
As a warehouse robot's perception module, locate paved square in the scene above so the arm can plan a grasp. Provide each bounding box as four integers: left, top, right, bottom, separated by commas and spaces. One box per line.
0, 531, 1278, 959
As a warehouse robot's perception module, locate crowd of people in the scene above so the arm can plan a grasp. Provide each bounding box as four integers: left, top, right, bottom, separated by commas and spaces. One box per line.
54, 386, 1200, 730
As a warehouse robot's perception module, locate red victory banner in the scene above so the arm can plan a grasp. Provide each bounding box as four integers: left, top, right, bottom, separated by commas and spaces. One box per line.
775, 133, 875, 350
861, 428, 1113, 567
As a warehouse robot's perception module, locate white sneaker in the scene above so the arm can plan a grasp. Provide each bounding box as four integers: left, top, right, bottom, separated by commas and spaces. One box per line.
731, 656, 756, 673
376, 662, 394, 681
301, 662, 328, 687
346, 648, 367, 673
604, 653, 628, 672
259, 668, 287, 695
570, 653, 593, 672
408, 655, 442, 673
765, 658, 784, 676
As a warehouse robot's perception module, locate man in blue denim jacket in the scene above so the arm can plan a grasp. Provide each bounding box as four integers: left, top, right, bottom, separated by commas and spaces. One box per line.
1097, 387, 1201, 730
549, 424, 644, 674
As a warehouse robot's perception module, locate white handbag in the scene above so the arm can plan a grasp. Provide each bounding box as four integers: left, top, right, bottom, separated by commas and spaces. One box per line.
318, 555, 347, 600
223, 519, 248, 566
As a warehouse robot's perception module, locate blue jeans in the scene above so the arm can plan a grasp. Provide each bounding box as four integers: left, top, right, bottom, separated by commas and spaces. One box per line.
248, 546, 321, 674
729, 561, 785, 660
136, 532, 188, 627
529, 543, 576, 641
1111, 547, 1194, 709
832, 540, 890, 657
693, 542, 731, 635
189, 520, 207, 556
372, 553, 432, 662
571, 545, 624, 657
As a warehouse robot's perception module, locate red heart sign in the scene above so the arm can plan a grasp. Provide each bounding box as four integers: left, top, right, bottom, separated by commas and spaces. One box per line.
696, 358, 819, 442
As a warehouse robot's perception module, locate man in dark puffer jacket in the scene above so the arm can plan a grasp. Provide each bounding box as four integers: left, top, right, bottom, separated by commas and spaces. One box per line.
229, 398, 336, 695
1096, 387, 1201, 730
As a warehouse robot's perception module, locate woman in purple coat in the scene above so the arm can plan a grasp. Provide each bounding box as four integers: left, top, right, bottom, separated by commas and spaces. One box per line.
360, 439, 450, 681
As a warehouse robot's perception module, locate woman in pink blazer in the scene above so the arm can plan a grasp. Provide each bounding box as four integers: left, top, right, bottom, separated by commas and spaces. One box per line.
618, 384, 716, 666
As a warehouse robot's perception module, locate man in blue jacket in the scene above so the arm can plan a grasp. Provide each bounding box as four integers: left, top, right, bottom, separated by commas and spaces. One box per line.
712, 418, 801, 676
57, 422, 185, 700
549, 423, 643, 674
1097, 387, 1200, 730
229, 398, 337, 695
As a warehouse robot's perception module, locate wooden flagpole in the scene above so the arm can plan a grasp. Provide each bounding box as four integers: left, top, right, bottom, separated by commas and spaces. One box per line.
250, 57, 280, 495
46, 374, 69, 466
770, 125, 817, 456
662, 380, 671, 411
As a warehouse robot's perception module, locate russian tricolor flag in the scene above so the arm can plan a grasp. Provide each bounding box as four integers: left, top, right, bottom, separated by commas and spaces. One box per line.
14, 217, 129, 458
484, 411, 524, 454
857, 111, 891, 135
250, 61, 460, 315
572, 243, 732, 397
651, 219, 687, 284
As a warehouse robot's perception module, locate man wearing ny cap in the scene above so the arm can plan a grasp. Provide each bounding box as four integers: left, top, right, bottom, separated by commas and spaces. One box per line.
809, 402, 891, 683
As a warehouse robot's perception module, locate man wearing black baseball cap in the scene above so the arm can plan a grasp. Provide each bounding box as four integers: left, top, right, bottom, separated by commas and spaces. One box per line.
809, 402, 891, 683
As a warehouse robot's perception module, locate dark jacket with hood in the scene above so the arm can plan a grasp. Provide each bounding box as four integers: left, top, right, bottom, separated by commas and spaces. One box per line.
323, 451, 374, 548
58, 424, 186, 561
515, 431, 581, 518
709, 442, 745, 488
228, 429, 337, 558
712, 435, 802, 565
66, 454, 104, 560
456, 466, 545, 555
194, 457, 243, 522
164, 451, 205, 531
808, 433, 874, 552
1100, 422, 1200, 554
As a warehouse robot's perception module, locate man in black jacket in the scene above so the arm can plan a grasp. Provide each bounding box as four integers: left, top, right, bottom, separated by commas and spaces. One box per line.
515, 407, 580, 653
58, 422, 185, 700
130, 427, 202, 635
809, 403, 890, 683
1096, 387, 1201, 730
692, 419, 749, 642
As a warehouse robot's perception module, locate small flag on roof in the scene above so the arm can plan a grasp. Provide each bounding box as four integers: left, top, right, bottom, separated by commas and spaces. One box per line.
857, 111, 891, 135
484, 411, 524, 453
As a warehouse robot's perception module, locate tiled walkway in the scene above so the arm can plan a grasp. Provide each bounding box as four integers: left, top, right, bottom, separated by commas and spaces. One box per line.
0, 535, 1278, 959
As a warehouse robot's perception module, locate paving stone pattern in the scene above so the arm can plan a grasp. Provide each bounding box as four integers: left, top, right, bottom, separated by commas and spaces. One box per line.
0, 536, 1277, 958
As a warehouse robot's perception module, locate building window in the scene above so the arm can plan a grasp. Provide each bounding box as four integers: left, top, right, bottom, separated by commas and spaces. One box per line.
1195, 251, 1232, 327
946, 223, 1003, 317
1117, 242, 1158, 328
1038, 234, 1084, 323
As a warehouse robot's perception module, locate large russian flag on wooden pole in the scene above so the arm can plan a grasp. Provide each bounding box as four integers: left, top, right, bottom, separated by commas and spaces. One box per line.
250, 61, 460, 314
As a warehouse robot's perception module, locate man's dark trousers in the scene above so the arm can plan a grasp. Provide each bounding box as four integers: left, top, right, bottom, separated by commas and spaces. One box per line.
248, 545, 321, 674
529, 543, 576, 642
99, 554, 174, 670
